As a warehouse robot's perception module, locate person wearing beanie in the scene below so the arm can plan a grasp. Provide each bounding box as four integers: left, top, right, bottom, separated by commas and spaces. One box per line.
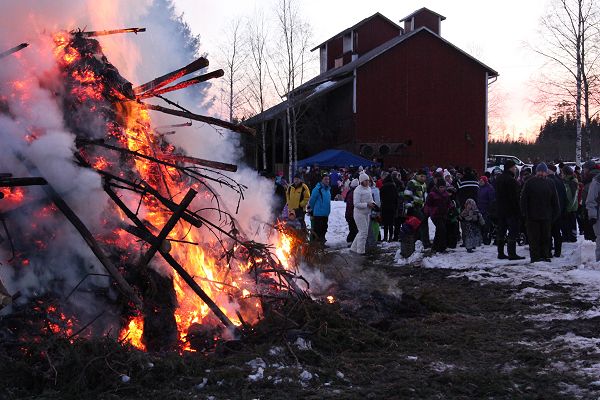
286, 174, 311, 229
546, 164, 568, 257
562, 166, 579, 242
351, 173, 376, 254
520, 163, 560, 262
477, 175, 496, 245
495, 160, 525, 260
344, 178, 360, 243
406, 170, 431, 248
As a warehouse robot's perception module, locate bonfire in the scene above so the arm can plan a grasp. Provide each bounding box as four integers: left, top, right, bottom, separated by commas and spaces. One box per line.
0, 28, 305, 353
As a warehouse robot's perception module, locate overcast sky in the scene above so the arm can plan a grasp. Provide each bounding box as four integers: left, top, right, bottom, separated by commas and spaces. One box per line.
173, 0, 552, 139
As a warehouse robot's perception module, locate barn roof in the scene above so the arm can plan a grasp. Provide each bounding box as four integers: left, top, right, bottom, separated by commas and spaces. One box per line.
247, 27, 498, 125
310, 12, 401, 52
399, 7, 446, 22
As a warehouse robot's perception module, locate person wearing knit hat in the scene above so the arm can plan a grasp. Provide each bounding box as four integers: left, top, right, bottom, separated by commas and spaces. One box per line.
535, 162, 549, 175
350, 178, 359, 188
406, 170, 431, 248
521, 163, 560, 262
350, 173, 376, 254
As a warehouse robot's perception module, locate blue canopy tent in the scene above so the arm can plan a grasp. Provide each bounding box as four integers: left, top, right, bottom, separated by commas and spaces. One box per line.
296, 149, 378, 168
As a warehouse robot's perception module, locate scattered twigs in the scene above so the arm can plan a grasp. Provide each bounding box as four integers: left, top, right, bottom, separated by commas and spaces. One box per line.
133, 57, 209, 95
141, 103, 256, 136
65, 273, 112, 301
67, 311, 106, 340
77, 28, 146, 37
0, 43, 28, 60
14, 154, 143, 309
138, 70, 224, 99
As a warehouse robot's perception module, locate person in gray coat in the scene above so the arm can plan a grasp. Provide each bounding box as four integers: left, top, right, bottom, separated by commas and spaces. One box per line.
585, 171, 600, 261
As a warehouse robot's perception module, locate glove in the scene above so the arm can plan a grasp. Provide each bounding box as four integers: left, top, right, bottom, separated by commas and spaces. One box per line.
590, 218, 598, 226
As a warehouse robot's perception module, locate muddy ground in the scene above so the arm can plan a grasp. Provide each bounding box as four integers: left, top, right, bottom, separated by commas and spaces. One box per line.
1, 247, 598, 399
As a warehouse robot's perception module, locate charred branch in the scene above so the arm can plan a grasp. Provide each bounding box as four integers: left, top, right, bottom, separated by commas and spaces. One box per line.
159, 153, 238, 172
0, 43, 28, 60
138, 69, 225, 99
0, 177, 48, 188
142, 103, 256, 136
137, 188, 197, 270
133, 57, 209, 95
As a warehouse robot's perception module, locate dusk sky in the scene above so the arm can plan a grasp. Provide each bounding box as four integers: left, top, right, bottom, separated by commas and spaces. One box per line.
174, 0, 553, 140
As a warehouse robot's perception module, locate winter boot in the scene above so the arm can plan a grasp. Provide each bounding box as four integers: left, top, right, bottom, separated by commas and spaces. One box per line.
554, 241, 562, 258
507, 240, 525, 261
497, 239, 508, 260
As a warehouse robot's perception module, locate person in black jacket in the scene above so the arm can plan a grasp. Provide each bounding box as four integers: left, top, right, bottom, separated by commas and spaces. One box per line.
547, 165, 567, 257
457, 167, 479, 208
494, 160, 525, 260
520, 163, 560, 262
344, 179, 359, 243
379, 174, 398, 241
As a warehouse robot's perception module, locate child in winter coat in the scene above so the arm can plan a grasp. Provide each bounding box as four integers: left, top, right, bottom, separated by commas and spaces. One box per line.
460, 198, 485, 252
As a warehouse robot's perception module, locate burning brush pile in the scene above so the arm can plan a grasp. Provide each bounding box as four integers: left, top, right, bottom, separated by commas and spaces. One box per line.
0, 29, 306, 353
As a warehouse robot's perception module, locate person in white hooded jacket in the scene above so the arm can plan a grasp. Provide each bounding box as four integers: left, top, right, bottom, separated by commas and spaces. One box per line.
351, 173, 376, 254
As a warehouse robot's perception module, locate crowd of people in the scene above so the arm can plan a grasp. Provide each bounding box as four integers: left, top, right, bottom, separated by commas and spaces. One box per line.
273, 159, 600, 263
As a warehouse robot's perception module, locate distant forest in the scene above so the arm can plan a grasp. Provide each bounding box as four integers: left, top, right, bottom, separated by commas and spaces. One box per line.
489, 112, 600, 163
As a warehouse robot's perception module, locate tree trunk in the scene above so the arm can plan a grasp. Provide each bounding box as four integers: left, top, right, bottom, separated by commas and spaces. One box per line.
286, 106, 293, 180
261, 121, 267, 170
575, 0, 583, 166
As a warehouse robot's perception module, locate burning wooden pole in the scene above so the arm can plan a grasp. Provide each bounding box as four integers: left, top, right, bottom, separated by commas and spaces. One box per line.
78, 28, 146, 37
77, 138, 238, 173
0, 43, 28, 60
142, 103, 256, 136
133, 57, 209, 95
138, 69, 225, 99
0, 176, 48, 188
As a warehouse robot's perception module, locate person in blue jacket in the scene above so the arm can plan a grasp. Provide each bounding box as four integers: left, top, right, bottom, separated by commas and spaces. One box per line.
308, 174, 332, 244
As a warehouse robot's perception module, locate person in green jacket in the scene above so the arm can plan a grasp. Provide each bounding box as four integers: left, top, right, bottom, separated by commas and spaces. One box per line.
405, 170, 431, 248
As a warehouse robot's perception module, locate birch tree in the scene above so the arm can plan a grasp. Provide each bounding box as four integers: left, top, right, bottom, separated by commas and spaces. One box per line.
268, 0, 313, 179
218, 18, 248, 123
246, 10, 270, 170
533, 0, 600, 164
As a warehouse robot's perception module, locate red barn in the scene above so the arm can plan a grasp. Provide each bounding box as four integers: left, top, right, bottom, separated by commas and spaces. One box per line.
245, 8, 498, 173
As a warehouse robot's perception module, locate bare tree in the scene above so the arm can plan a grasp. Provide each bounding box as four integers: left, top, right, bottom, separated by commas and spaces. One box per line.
268, 0, 313, 179
218, 18, 248, 123
246, 10, 270, 170
532, 0, 600, 164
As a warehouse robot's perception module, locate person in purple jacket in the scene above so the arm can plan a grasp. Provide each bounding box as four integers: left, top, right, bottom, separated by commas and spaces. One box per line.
477, 176, 496, 245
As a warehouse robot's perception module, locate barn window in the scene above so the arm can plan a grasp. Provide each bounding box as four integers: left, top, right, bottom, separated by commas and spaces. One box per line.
343, 33, 352, 53
319, 45, 327, 73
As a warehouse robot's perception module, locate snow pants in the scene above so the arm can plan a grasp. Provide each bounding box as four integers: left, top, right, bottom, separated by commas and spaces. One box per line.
351, 210, 370, 254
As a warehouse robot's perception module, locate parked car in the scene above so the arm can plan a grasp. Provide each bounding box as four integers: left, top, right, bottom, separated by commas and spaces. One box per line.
486, 154, 531, 174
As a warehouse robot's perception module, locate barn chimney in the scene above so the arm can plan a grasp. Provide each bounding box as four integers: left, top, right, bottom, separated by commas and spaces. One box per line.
400, 7, 446, 36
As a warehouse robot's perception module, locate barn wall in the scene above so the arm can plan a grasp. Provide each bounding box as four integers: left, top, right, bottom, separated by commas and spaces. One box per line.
355, 31, 488, 172
327, 36, 343, 70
